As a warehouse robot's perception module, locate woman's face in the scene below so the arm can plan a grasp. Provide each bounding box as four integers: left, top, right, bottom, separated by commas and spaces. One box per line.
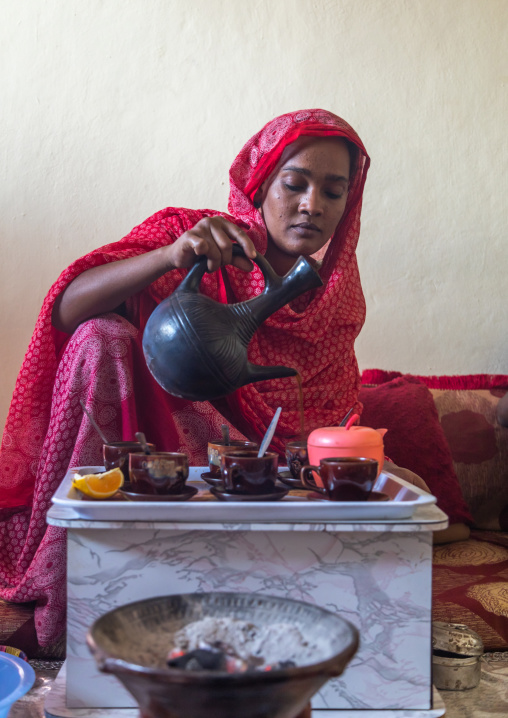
256, 136, 351, 275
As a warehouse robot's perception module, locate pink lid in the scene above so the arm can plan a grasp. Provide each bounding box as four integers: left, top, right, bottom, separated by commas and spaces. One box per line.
308, 425, 384, 450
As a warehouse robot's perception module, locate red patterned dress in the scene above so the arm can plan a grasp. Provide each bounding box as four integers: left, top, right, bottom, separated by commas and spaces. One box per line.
0, 109, 370, 646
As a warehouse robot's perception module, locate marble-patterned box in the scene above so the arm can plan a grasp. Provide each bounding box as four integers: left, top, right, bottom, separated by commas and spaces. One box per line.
64, 524, 435, 710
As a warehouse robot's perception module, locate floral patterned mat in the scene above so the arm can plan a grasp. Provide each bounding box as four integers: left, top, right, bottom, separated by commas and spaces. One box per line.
433, 531, 508, 650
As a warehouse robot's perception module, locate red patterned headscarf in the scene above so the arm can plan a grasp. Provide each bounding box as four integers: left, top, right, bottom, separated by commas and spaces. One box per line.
0, 109, 369, 508
222, 109, 370, 447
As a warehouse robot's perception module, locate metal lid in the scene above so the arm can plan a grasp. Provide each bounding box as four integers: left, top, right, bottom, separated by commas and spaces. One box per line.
432, 621, 484, 657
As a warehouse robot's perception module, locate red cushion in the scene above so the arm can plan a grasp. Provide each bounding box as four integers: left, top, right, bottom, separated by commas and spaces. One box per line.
361, 370, 508, 530
361, 370, 508, 392
359, 375, 473, 526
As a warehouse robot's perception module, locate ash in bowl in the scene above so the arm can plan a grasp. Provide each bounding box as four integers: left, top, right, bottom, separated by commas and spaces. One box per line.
167, 616, 328, 672
87, 593, 360, 718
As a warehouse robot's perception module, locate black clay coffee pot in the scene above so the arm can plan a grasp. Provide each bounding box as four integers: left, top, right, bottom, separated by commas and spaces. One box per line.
142, 245, 323, 401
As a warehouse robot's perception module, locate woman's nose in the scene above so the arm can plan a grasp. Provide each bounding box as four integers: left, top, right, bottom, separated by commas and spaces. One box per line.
299, 188, 323, 216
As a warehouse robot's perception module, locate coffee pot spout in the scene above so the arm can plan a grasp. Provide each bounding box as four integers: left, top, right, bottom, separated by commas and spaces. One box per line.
246, 254, 323, 325
244, 362, 298, 385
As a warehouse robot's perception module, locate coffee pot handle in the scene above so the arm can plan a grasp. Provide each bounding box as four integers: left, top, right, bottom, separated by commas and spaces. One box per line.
178, 244, 283, 294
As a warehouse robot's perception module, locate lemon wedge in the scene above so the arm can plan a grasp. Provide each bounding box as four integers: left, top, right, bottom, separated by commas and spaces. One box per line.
72, 467, 124, 499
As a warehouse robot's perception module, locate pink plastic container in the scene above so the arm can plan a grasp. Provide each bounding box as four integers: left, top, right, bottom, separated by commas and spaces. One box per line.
307, 424, 386, 485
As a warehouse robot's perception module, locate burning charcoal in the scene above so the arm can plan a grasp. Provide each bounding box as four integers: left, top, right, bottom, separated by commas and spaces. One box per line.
262, 660, 297, 672
224, 655, 250, 673
171, 616, 316, 671
167, 646, 253, 673
167, 648, 227, 671
203, 640, 262, 671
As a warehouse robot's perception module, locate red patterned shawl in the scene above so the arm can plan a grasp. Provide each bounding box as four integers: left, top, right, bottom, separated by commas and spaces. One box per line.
1, 108, 369, 510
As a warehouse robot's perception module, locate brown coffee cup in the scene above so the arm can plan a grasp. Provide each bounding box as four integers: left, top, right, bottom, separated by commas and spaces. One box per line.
300, 457, 378, 501
128, 452, 189, 495
207, 439, 259, 477
285, 440, 309, 480
103, 441, 156, 481
220, 450, 278, 494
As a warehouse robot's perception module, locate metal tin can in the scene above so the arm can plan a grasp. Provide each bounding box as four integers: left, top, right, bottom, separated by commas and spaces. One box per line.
432, 622, 484, 691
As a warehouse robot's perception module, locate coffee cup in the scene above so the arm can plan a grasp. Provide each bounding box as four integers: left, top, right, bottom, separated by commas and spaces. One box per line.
207, 439, 259, 477
300, 457, 378, 501
128, 452, 189, 495
103, 441, 156, 481
285, 440, 309, 480
220, 450, 278, 494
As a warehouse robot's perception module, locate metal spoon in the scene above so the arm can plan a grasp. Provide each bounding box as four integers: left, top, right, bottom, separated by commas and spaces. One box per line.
221, 424, 230, 446
80, 400, 110, 445
339, 407, 355, 427
135, 432, 152, 455
257, 407, 282, 458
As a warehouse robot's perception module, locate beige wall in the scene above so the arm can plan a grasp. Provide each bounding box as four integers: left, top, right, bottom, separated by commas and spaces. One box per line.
1, 0, 506, 429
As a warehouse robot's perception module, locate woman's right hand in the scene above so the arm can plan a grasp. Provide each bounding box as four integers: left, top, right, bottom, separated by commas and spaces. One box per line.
164, 217, 257, 274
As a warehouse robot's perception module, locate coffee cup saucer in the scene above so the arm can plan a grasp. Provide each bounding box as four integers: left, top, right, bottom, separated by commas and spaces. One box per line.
276, 470, 309, 490
200, 471, 223, 487
307, 490, 390, 503
210, 485, 288, 502
119, 483, 198, 502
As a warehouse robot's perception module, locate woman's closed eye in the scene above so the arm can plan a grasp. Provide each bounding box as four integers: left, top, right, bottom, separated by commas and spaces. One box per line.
284, 183, 305, 192
283, 182, 345, 200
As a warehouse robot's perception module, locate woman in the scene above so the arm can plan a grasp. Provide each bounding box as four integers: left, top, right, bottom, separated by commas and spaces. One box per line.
0, 109, 370, 648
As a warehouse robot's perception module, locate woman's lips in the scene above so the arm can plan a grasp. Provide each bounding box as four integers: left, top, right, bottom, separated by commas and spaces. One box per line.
291, 223, 322, 235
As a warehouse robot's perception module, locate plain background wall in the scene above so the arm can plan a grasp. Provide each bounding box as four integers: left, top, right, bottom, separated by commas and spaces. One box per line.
1, 0, 506, 430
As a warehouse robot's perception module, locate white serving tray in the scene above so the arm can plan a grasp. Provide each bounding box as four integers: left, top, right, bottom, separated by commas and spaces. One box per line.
50, 466, 436, 522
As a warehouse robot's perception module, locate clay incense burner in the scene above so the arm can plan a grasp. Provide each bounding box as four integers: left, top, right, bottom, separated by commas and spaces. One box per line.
87, 592, 359, 718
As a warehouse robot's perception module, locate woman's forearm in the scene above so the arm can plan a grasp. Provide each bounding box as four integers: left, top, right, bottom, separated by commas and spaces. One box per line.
51, 246, 173, 334
51, 216, 257, 334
